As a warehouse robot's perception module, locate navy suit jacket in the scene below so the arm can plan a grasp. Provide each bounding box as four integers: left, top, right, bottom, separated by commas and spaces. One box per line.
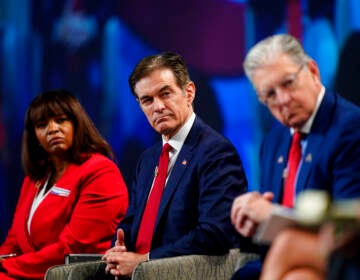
260, 91, 360, 202
231, 92, 360, 280
116, 116, 248, 259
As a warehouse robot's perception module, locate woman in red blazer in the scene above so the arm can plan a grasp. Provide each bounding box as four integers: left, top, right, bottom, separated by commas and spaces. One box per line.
0, 89, 128, 279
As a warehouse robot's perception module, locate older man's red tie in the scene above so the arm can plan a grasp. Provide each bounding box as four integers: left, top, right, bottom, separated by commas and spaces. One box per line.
282, 132, 302, 208
136, 143, 171, 253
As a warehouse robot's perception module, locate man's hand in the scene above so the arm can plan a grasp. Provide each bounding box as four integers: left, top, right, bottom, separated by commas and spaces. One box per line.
115, 228, 126, 248
103, 251, 148, 277
103, 229, 127, 275
103, 229, 148, 277
231, 191, 274, 237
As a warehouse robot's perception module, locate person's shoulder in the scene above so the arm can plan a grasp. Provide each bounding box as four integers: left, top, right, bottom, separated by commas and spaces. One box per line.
20, 175, 37, 191
86, 153, 113, 162
314, 93, 360, 141
136, 142, 161, 162
331, 93, 360, 131
79, 153, 117, 170
263, 121, 287, 141
194, 117, 229, 142
190, 118, 240, 157
69, 154, 123, 182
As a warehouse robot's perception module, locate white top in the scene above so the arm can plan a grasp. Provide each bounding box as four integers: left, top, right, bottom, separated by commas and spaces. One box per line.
27, 174, 51, 234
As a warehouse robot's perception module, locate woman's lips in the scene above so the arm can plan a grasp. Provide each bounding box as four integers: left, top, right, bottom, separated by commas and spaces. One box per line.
49, 137, 64, 145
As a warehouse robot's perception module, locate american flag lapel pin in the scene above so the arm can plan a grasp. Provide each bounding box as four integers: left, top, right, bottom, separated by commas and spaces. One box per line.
181, 159, 187, 166
282, 168, 288, 179
277, 156, 284, 164
305, 153, 312, 162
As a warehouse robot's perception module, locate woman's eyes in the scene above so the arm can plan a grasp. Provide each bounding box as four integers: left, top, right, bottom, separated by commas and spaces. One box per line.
57, 117, 68, 123
35, 116, 69, 127
35, 122, 46, 128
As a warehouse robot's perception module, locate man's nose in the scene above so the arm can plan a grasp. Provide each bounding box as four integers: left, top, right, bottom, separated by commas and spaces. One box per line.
153, 98, 165, 111
276, 88, 291, 105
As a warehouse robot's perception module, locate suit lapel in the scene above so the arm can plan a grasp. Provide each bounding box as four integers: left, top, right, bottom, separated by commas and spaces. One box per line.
133, 146, 162, 234
296, 133, 320, 194
273, 134, 291, 203
296, 91, 335, 194
154, 117, 201, 231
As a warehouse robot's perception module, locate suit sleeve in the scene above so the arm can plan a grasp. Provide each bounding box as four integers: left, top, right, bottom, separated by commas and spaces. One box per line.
113, 152, 146, 250
149, 141, 247, 259
113, 181, 136, 249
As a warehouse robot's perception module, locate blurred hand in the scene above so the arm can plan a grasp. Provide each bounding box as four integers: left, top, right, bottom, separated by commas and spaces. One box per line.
231, 191, 274, 237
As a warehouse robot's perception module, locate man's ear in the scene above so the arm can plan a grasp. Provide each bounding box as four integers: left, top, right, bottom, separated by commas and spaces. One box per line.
185, 81, 196, 105
307, 59, 321, 84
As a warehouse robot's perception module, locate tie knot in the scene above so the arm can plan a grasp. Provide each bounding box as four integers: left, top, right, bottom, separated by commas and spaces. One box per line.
162, 143, 172, 154
292, 131, 303, 143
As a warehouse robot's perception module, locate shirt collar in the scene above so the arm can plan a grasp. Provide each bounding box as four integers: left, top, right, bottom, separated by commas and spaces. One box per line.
291, 86, 325, 135
162, 112, 196, 153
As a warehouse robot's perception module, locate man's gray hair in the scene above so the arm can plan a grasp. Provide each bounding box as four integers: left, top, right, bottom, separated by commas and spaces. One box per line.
243, 34, 311, 81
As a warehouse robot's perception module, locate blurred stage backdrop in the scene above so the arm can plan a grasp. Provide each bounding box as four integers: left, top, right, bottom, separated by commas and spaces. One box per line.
1, 0, 360, 242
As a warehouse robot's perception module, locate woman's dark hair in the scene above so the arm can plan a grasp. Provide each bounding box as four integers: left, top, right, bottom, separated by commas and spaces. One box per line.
129, 52, 191, 97
22, 89, 113, 181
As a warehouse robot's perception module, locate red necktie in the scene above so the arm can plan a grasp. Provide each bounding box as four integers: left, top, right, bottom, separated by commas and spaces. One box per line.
136, 143, 172, 253
282, 132, 302, 208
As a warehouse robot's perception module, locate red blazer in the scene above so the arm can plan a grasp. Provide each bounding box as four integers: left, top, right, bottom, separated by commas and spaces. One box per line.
0, 153, 128, 280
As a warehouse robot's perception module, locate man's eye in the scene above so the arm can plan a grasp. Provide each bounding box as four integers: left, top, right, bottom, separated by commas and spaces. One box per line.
141, 98, 152, 105
266, 90, 276, 99
283, 78, 295, 89
159, 91, 171, 99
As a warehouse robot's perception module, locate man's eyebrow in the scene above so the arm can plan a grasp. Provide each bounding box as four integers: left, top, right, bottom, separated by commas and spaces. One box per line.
138, 94, 151, 101
139, 85, 172, 101
159, 85, 171, 92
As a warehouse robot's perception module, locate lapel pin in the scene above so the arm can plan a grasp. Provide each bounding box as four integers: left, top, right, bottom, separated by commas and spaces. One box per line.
154, 166, 159, 177
305, 153, 312, 162
282, 168, 288, 179
181, 159, 187, 166
277, 156, 284, 164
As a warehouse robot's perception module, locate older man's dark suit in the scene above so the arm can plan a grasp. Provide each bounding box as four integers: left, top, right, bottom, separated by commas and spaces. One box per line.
116, 116, 247, 258
260, 91, 360, 200
232, 91, 360, 280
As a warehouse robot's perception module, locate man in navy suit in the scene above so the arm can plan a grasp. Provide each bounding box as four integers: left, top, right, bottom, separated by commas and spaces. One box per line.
102, 52, 248, 277
230, 34, 360, 279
